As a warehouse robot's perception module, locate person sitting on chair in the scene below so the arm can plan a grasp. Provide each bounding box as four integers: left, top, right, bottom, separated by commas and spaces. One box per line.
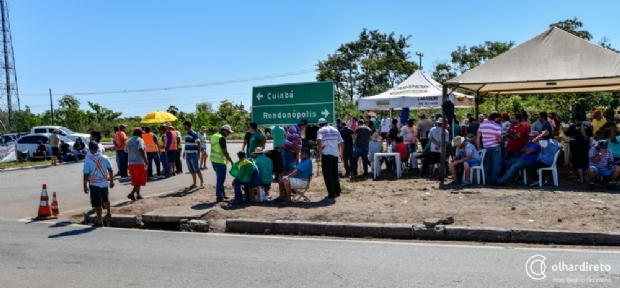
228, 151, 261, 205
59, 140, 72, 162
73, 138, 87, 161
277, 147, 313, 205
34, 140, 47, 157
449, 136, 480, 185
587, 140, 620, 190
252, 147, 273, 197
395, 136, 408, 166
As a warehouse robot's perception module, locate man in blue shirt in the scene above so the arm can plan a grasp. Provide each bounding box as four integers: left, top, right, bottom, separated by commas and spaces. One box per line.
526, 130, 560, 186
277, 148, 313, 205
183, 121, 204, 189
83, 141, 114, 227
496, 131, 542, 185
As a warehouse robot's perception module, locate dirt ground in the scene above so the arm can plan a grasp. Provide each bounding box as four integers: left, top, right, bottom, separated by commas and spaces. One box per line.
71, 162, 620, 233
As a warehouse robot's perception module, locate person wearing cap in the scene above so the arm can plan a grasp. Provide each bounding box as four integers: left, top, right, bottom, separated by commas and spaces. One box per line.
83, 141, 115, 227
587, 140, 620, 190
351, 119, 372, 177
247, 122, 266, 158
592, 109, 605, 133
448, 136, 480, 185
164, 122, 178, 176
426, 117, 449, 177
48, 128, 60, 166
252, 147, 273, 196
277, 147, 313, 205
282, 119, 308, 172
142, 127, 162, 179
564, 114, 593, 183
211, 125, 235, 202
477, 112, 502, 184
417, 114, 433, 149
182, 121, 205, 189
504, 114, 527, 161
496, 131, 542, 185
317, 118, 344, 199
525, 130, 560, 186
228, 150, 261, 205
115, 124, 129, 177
125, 128, 148, 201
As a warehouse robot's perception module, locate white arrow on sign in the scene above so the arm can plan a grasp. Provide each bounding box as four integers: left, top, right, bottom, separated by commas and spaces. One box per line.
321, 109, 330, 118
256, 92, 263, 101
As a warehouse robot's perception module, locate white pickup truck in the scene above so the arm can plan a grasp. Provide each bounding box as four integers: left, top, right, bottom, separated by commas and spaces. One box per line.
30, 126, 90, 142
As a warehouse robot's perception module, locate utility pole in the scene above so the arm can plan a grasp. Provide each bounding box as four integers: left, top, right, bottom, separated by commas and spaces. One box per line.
0, 0, 19, 130
415, 52, 423, 71
49, 88, 54, 125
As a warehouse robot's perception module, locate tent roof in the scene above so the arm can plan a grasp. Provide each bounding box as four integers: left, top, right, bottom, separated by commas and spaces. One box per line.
445, 27, 620, 94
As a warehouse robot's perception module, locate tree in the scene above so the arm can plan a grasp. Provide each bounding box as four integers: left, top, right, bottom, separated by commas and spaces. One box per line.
58, 95, 80, 109
167, 105, 179, 116
430, 61, 457, 84
316, 29, 418, 104
450, 41, 515, 74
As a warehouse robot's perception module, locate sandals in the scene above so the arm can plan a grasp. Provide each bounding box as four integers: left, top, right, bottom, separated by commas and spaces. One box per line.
188, 184, 197, 189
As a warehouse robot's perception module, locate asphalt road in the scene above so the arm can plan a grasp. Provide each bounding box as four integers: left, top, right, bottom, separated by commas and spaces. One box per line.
0, 143, 272, 220
1, 219, 619, 287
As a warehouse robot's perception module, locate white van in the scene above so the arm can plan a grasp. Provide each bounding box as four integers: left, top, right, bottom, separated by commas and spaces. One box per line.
30, 126, 90, 142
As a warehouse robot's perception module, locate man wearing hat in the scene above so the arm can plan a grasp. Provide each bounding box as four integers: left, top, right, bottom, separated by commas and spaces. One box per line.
48, 128, 60, 166
252, 147, 273, 196
277, 147, 313, 205
164, 122, 178, 176
587, 140, 620, 190
115, 124, 129, 177
317, 118, 344, 200
229, 151, 261, 205
125, 128, 148, 201
211, 125, 235, 202
496, 131, 542, 185
425, 117, 448, 177
282, 119, 308, 172
83, 141, 115, 227
448, 136, 480, 185
525, 130, 560, 186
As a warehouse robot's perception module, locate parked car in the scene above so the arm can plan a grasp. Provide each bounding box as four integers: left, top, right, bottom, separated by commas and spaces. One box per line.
0, 133, 27, 146
16, 133, 75, 158
30, 126, 90, 142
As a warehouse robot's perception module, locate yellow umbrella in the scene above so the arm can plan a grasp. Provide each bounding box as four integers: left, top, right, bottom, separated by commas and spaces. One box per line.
140, 111, 178, 124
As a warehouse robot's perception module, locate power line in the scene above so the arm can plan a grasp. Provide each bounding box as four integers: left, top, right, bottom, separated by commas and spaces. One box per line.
21, 69, 316, 96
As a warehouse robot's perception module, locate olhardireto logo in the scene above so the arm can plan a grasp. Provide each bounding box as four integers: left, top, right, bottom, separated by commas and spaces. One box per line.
526, 254, 613, 283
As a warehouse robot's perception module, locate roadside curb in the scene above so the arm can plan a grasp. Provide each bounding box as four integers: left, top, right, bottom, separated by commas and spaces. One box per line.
0, 163, 51, 172
225, 219, 620, 246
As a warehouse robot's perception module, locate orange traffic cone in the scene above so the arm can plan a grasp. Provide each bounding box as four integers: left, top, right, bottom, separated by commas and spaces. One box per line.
35, 184, 57, 220
51, 192, 60, 216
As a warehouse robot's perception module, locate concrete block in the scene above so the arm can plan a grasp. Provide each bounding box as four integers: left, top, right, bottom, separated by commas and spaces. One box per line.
511, 229, 610, 245
325, 222, 347, 236
142, 207, 208, 223
296, 221, 327, 235
444, 226, 511, 242
189, 220, 209, 232
109, 215, 138, 228
272, 220, 300, 234
382, 223, 414, 239
344, 223, 383, 238
226, 219, 273, 234
413, 225, 445, 240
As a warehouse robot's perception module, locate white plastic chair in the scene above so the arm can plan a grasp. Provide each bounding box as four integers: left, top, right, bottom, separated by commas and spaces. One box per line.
538, 150, 561, 187
470, 149, 487, 184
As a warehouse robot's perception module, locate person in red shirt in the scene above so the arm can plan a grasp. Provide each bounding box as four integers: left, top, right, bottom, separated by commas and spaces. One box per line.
504, 114, 528, 161
395, 137, 408, 164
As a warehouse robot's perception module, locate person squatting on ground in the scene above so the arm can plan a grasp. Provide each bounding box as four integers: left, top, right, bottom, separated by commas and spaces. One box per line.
229, 151, 261, 205
126, 127, 149, 201
83, 141, 115, 227
277, 148, 313, 205
316, 118, 344, 200
182, 121, 205, 189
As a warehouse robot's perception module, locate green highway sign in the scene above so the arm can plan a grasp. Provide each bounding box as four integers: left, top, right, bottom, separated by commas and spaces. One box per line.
251, 81, 334, 125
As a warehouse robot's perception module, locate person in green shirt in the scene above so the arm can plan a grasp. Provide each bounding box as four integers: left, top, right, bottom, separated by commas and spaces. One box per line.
271, 125, 285, 148
229, 151, 261, 205
251, 148, 273, 196
248, 122, 266, 157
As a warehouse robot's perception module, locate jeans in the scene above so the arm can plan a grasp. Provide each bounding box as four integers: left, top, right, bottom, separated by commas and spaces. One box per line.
60, 153, 70, 162
321, 154, 341, 197
483, 145, 501, 183
503, 150, 521, 162
526, 160, 551, 180
342, 146, 353, 174
212, 162, 227, 201
351, 147, 370, 176
420, 139, 429, 151
159, 153, 170, 176
116, 150, 128, 177
497, 157, 531, 184
282, 149, 296, 172
72, 150, 86, 160
175, 148, 183, 172
147, 152, 161, 177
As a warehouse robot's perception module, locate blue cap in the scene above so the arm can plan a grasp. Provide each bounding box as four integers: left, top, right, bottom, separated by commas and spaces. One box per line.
88, 141, 99, 150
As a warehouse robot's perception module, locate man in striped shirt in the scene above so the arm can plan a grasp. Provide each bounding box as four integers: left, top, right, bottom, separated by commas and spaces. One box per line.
476, 112, 502, 184
317, 118, 344, 200
282, 119, 308, 172
183, 121, 204, 189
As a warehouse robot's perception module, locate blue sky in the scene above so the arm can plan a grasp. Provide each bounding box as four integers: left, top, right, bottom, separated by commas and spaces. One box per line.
8, 0, 619, 117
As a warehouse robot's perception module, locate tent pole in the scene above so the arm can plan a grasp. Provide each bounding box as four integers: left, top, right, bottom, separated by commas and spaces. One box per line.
494, 93, 499, 111
474, 92, 479, 117
439, 85, 448, 186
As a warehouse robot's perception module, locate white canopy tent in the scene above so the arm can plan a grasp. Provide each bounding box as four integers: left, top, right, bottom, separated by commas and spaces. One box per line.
358, 70, 474, 110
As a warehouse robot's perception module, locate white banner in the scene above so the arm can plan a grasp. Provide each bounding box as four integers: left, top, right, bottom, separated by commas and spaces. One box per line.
0, 145, 16, 163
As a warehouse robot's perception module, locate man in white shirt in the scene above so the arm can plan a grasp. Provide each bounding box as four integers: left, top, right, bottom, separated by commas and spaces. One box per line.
425, 118, 449, 177
380, 113, 391, 140
316, 118, 344, 200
